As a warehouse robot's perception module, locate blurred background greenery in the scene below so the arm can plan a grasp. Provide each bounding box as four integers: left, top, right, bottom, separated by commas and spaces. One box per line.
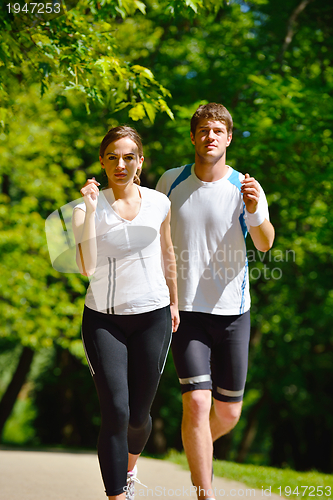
0, 0, 332, 473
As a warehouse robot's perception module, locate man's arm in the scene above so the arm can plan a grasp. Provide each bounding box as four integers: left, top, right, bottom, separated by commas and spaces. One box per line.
241, 173, 275, 252
248, 220, 275, 253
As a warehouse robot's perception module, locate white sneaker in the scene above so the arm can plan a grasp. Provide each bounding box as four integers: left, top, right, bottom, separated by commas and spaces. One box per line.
126, 465, 147, 500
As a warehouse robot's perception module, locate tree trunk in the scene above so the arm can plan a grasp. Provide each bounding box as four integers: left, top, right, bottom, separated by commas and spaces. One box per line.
0, 346, 35, 437
1, 174, 10, 196
280, 0, 314, 60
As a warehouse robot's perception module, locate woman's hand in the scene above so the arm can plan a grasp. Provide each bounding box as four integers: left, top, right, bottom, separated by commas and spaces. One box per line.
80, 177, 100, 213
170, 303, 180, 332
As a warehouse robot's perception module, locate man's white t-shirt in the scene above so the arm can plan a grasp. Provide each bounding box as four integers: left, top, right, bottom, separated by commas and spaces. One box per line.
73, 186, 171, 315
156, 164, 269, 316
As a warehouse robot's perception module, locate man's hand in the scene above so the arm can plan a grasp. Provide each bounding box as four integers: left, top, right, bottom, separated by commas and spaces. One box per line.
241, 173, 260, 214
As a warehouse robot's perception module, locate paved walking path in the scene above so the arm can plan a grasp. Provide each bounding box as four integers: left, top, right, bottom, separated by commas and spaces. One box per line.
0, 449, 280, 500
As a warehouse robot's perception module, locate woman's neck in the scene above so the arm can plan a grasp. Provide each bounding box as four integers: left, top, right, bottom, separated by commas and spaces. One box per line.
108, 182, 140, 201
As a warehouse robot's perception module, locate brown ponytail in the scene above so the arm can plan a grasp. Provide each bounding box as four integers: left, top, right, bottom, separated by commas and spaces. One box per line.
133, 171, 141, 186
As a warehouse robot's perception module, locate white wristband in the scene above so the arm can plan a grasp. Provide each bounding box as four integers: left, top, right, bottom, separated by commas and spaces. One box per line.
245, 207, 266, 227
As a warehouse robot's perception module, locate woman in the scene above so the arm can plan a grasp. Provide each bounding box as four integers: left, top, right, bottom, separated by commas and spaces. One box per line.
72, 126, 179, 500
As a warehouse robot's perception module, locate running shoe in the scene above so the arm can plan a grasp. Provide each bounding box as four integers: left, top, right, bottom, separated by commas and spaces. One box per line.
126, 465, 147, 500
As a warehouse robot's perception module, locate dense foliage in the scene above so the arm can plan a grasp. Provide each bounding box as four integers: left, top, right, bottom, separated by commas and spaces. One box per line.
1, 0, 332, 471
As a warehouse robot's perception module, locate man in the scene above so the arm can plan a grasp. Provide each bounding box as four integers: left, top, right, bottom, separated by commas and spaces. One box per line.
156, 103, 274, 500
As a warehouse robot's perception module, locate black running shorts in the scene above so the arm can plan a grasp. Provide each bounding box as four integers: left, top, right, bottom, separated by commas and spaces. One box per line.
171, 310, 251, 402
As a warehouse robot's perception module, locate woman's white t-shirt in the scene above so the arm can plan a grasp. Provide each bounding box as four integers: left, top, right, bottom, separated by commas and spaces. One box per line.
74, 186, 171, 315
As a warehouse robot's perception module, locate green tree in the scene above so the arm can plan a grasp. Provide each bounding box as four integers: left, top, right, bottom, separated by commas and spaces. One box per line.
1, 0, 333, 471
0, 0, 228, 126
0, 0, 227, 443
106, 0, 333, 469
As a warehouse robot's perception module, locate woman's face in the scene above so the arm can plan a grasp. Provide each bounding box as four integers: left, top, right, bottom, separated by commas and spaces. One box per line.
99, 137, 144, 187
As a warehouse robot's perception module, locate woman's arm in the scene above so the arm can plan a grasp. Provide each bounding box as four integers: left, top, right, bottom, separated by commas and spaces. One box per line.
72, 178, 100, 277
160, 209, 180, 332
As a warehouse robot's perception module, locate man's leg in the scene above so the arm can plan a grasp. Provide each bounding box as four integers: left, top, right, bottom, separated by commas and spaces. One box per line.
171, 312, 215, 499
210, 400, 243, 442
210, 311, 251, 442
182, 390, 215, 500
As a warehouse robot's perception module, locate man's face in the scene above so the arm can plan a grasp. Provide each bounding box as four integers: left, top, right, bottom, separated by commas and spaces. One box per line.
190, 119, 232, 162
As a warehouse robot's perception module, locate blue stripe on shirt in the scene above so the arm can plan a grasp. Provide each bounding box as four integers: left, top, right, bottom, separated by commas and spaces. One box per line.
240, 257, 248, 314
167, 164, 193, 198
239, 204, 248, 239
227, 168, 248, 239
228, 168, 249, 312
227, 167, 242, 191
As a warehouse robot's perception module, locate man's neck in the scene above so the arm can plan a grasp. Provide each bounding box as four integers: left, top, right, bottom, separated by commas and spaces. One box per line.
194, 156, 229, 182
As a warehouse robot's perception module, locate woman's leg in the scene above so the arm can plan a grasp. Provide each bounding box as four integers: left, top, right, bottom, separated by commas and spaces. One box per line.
126, 306, 172, 458
82, 306, 130, 497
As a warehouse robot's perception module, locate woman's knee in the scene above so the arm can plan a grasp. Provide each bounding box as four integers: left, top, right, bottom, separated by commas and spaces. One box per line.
128, 415, 152, 454
100, 398, 129, 433
128, 413, 151, 432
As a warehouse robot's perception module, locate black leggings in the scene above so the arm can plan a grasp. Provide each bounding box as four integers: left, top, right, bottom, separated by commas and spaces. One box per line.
81, 305, 172, 496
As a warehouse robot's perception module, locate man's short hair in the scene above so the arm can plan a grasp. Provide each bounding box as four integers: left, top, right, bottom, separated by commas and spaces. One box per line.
191, 103, 233, 136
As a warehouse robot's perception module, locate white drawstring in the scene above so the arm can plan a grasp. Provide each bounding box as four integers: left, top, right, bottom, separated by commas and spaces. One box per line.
130, 475, 147, 488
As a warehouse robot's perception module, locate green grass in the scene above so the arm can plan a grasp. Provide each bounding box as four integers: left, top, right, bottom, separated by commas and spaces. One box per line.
166, 451, 333, 500
1, 398, 37, 446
